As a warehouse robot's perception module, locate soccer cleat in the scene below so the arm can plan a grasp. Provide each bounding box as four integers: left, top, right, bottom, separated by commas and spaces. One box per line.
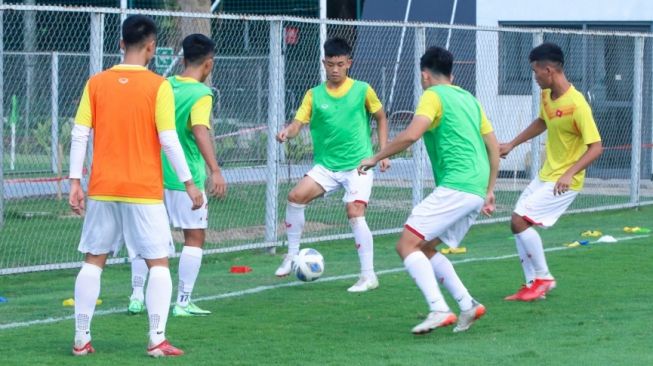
504, 284, 532, 301
147, 340, 184, 357
172, 302, 211, 317
274, 254, 294, 277
453, 300, 486, 333
520, 278, 556, 302
411, 311, 457, 335
128, 298, 145, 315
72, 341, 95, 356
347, 275, 379, 293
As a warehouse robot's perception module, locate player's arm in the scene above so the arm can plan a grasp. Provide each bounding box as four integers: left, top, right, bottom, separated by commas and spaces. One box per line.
358, 116, 431, 173
278, 90, 311, 143
499, 117, 547, 158
156, 81, 203, 209
554, 105, 603, 195
190, 95, 226, 197
69, 81, 92, 215
367, 86, 391, 172
482, 131, 500, 216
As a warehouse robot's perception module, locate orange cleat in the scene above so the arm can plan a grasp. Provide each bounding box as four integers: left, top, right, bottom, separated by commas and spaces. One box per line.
72, 341, 95, 356
147, 340, 184, 357
520, 278, 556, 302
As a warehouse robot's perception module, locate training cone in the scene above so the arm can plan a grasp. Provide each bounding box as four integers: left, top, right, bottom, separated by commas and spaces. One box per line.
63, 298, 102, 306
230, 265, 252, 273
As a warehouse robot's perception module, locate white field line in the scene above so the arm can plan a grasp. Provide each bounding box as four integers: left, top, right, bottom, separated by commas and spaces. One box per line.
0, 234, 648, 331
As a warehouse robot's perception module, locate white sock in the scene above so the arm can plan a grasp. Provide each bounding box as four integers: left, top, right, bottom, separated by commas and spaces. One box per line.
403, 251, 449, 313
429, 252, 473, 311
285, 201, 306, 256
514, 234, 535, 285
517, 227, 554, 279
74, 263, 102, 347
130, 258, 148, 302
146, 266, 172, 346
349, 217, 375, 278
177, 246, 203, 307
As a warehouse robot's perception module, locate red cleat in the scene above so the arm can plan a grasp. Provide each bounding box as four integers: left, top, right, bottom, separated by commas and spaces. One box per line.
520, 278, 556, 302
72, 341, 95, 356
504, 284, 532, 301
147, 340, 184, 357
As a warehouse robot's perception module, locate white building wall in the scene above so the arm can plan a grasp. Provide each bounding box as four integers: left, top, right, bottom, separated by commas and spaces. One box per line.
475, 0, 653, 171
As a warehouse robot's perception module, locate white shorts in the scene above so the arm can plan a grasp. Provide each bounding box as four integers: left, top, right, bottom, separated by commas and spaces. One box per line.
164, 189, 209, 229
404, 187, 484, 247
514, 177, 578, 228
78, 199, 174, 260
306, 164, 373, 204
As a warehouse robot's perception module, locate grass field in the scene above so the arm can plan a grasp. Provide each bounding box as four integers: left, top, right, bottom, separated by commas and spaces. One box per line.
0, 207, 651, 365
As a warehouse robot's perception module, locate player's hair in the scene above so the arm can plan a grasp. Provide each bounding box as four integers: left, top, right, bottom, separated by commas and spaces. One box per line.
529, 42, 564, 67
419, 46, 453, 77
122, 15, 157, 48
182, 33, 216, 66
324, 37, 352, 58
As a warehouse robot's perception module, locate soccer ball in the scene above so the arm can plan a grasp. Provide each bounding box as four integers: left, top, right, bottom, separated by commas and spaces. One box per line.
292, 248, 325, 282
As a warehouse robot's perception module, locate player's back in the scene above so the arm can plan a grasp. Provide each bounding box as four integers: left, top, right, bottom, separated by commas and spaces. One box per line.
87, 65, 167, 200
422, 85, 490, 198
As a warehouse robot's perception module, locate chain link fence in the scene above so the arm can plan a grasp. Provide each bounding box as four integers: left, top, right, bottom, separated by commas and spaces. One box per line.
1, 4, 652, 274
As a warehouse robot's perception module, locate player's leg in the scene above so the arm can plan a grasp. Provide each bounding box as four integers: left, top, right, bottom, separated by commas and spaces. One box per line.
173, 229, 210, 316
510, 178, 578, 301
123, 203, 183, 357
419, 191, 486, 332
165, 189, 211, 316
275, 167, 330, 277
398, 229, 456, 334
73, 200, 122, 356
341, 168, 377, 292
128, 258, 148, 314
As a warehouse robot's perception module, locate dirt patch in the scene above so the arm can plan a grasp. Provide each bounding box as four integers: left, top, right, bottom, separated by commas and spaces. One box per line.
171, 221, 335, 243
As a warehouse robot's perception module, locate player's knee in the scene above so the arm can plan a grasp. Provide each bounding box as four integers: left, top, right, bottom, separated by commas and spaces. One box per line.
346, 202, 365, 218
511, 213, 529, 234
287, 190, 304, 204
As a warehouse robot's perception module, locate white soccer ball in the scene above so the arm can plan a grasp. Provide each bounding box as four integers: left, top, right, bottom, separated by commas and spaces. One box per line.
292, 248, 325, 282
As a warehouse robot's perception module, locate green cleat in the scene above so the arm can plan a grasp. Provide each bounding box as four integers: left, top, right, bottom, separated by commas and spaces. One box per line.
128, 299, 145, 315
172, 302, 211, 317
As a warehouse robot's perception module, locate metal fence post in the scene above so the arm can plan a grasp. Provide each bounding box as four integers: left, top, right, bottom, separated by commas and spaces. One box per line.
412, 27, 426, 207
0, 3, 4, 229
88, 12, 104, 172
530, 32, 544, 179
50, 52, 59, 174
631, 37, 644, 205
265, 20, 284, 249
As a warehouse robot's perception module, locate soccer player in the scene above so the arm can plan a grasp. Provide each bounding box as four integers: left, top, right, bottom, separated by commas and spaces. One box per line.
68, 15, 203, 357
275, 37, 390, 292
128, 33, 227, 317
359, 46, 499, 334
500, 43, 602, 301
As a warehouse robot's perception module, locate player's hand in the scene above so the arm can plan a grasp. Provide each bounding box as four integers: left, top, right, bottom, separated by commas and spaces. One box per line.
499, 142, 513, 159
481, 191, 496, 217
184, 181, 204, 210
379, 158, 391, 172
68, 179, 86, 216
276, 129, 289, 143
209, 171, 227, 198
554, 173, 572, 196
358, 158, 377, 175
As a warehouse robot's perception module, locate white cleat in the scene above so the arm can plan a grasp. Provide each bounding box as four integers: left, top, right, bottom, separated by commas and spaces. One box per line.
347, 275, 379, 293
411, 311, 458, 335
453, 300, 486, 333
275, 254, 294, 277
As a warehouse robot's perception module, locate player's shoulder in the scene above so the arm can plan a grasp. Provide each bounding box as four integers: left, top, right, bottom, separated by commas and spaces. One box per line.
568, 86, 591, 109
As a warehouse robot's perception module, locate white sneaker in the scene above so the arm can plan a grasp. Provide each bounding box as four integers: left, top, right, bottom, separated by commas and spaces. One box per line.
411, 311, 458, 334
275, 254, 294, 277
453, 300, 486, 333
347, 275, 379, 293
